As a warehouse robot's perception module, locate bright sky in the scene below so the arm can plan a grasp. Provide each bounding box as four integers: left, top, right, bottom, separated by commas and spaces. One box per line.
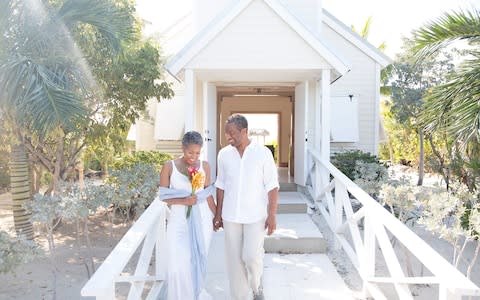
136, 0, 480, 58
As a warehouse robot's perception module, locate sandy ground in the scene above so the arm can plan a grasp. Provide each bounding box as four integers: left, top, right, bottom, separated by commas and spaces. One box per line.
0, 166, 479, 299
0, 195, 130, 300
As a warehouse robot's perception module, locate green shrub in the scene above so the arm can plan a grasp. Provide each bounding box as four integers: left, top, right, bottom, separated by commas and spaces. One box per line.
331, 150, 380, 180
0, 231, 40, 273
353, 161, 389, 198
112, 151, 172, 172
108, 163, 160, 220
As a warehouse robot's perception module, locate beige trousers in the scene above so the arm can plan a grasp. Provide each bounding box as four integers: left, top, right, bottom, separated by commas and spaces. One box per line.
223, 219, 265, 300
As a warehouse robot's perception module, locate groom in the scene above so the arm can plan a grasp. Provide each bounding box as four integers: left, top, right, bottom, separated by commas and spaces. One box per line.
214, 114, 279, 300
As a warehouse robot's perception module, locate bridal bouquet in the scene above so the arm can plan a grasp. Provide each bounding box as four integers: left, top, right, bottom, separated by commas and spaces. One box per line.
187, 166, 205, 218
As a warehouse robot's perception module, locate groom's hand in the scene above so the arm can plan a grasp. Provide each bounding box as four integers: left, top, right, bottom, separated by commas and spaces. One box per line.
265, 214, 276, 235
213, 215, 223, 231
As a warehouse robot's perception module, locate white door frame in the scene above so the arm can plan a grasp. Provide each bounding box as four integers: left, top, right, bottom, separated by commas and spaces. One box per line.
294, 81, 309, 186
203, 82, 217, 182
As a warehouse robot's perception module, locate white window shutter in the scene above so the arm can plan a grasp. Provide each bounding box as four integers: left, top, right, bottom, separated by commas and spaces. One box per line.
330, 96, 359, 142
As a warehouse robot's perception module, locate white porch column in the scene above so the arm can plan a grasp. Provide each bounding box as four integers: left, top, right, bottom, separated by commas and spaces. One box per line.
202, 81, 217, 181
321, 69, 331, 161
184, 69, 196, 132
314, 80, 321, 150
314, 79, 322, 199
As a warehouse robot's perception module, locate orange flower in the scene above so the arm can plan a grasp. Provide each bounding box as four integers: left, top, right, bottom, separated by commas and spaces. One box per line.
191, 172, 205, 192
186, 166, 205, 218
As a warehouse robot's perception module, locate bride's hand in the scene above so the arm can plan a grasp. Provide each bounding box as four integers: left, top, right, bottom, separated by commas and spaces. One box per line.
184, 195, 197, 206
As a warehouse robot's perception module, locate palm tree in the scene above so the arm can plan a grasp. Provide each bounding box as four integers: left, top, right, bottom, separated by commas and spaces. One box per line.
0, 0, 134, 238
413, 9, 480, 144
351, 16, 387, 51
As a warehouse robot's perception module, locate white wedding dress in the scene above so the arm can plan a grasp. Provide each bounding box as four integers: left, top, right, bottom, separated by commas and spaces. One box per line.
166, 161, 213, 300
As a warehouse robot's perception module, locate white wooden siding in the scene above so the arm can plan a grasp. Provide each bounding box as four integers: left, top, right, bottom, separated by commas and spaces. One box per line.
322, 23, 378, 154
155, 80, 186, 141
187, 0, 331, 70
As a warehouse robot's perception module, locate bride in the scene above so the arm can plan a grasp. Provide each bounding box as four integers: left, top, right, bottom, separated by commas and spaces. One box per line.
158, 131, 216, 300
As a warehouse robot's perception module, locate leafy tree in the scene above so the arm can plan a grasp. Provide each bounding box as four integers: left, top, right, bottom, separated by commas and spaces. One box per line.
379, 101, 423, 165
387, 37, 454, 185
112, 150, 172, 171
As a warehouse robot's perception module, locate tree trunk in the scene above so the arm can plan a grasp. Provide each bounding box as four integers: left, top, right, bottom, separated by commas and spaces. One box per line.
388, 140, 394, 163
417, 129, 424, 186
10, 144, 34, 239
428, 135, 449, 189
52, 133, 64, 195
102, 161, 109, 179
77, 161, 84, 190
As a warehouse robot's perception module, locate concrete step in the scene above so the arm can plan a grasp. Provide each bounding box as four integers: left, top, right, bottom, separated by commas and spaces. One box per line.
206, 232, 353, 300
279, 182, 297, 192
265, 214, 326, 253
278, 191, 308, 214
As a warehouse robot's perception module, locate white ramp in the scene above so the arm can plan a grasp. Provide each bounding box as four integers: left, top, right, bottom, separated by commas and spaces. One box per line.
205, 231, 354, 300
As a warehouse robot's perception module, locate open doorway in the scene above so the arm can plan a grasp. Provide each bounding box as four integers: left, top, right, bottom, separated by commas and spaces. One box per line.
217, 92, 293, 183
243, 113, 279, 163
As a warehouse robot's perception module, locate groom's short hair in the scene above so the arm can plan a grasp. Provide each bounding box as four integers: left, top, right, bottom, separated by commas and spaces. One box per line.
226, 114, 248, 131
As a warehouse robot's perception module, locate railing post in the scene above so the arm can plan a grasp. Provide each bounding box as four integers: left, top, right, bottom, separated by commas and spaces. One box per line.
362, 209, 376, 298
314, 160, 322, 202
156, 205, 168, 278
333, 179, 345, 250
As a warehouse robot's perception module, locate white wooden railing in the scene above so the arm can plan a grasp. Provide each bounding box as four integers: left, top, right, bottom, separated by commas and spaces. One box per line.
81, 198, 168, 300
307, 148, 480, 300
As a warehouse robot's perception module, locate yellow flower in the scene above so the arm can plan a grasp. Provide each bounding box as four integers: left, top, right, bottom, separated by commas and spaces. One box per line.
186, 166, 205, 218
191, 172, 205, 192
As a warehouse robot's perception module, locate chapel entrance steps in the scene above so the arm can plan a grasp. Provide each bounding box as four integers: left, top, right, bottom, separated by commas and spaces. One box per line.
264, 191, 327, 253
206, 183, 355, 299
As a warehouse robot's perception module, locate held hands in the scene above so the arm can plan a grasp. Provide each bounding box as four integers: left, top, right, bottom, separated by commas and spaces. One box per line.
213, 215, 223, 231
265, 214, 276, 235
184, 195, 197, 206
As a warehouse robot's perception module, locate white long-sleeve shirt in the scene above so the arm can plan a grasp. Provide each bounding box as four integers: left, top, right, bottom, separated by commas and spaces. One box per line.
215, 141, 279, 224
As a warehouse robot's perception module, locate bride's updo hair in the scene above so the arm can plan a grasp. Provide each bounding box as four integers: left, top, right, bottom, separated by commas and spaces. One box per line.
182, 131, 203, 147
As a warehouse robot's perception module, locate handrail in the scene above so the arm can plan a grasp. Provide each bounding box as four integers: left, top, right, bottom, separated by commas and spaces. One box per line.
307, 148, 480, 299
81, 198, 168, 299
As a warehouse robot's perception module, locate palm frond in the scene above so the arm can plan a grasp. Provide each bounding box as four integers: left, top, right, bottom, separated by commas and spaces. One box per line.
419, 52, 480, 144
0, 55, 86, 136
413, 9, 480, 58
361, 16, 373, 38
56, 0, 136, 54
